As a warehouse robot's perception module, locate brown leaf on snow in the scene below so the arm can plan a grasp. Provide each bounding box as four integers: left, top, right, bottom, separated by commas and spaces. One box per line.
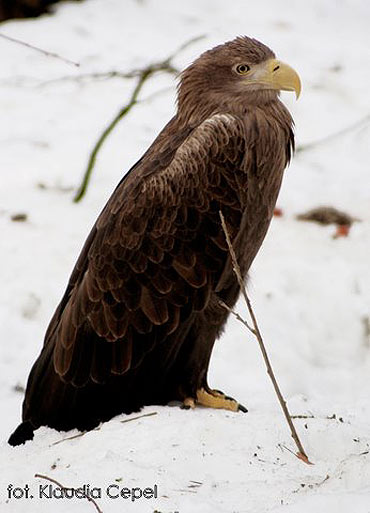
296, 206, 359, 230
333, 224, 351, 239
273, 207, 284, 217
10, 212, 28, 222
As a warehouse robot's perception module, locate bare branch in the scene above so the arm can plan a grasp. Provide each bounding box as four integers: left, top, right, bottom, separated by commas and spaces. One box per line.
34, 474, 103, 513
0, 32, 80, 67
73, 67, 154, 202
51, 426, 100, 446
73, 35, 204, 202
290, 414, 315, 419
219, 210, 312, 464
120, 411, 158, 423
43, 69, 152, 86
37, 35, 205, 87
52, 412, 157, 445
219, 300, 256, 335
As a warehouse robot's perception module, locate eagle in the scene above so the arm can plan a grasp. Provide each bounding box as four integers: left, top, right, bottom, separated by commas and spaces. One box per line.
9, 36, 300, 446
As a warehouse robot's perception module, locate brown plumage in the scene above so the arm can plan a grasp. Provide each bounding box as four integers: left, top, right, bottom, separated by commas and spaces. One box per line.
9, 36, 300, 446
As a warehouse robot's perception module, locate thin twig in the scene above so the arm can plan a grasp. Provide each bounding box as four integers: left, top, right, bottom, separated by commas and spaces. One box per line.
278, 443, 296, 457
51, 431, 87, 445
219, 300, 255, 334
296, 114, 370, 153
219, 210, 312, 464
290, 414, 315, 419
34, 474, 103, 513
73, 35, 205, 202
0, 35, 205, 88
0, 32, 79, 67
50, 35, 205, 86
52, 411, 157, 445
290, 413, 344, 421
120, 411, 158, 423
0, 70, 150, 88
51, 425, 101, 446
73, 68, 153, 202
40, 70, 144, 86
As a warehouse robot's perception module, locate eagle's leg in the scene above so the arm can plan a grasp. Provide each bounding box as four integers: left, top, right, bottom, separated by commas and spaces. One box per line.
177, 288, 248, 413
181, 388, 247, 412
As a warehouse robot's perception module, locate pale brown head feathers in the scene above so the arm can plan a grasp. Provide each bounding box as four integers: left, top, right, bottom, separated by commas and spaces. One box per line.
177, 36, 300, 124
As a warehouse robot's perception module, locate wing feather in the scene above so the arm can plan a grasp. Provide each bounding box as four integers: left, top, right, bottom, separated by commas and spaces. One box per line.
50, 114, 246, 384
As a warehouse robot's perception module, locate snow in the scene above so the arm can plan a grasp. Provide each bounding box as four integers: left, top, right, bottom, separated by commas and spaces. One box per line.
0, 0, 369, 511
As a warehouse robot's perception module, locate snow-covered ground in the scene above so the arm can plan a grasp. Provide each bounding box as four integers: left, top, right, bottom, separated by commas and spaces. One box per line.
0, 0, 369, 511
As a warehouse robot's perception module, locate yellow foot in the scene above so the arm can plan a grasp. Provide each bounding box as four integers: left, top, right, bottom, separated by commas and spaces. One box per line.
182, 388, 247, 412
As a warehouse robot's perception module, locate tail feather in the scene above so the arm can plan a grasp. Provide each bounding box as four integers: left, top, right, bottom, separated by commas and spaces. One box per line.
8, 421, 35, 446
8, 336, 139, 446
8, 317, 195, 447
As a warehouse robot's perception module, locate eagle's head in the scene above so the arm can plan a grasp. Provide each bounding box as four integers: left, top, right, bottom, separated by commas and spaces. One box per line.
178, 36, 301, 122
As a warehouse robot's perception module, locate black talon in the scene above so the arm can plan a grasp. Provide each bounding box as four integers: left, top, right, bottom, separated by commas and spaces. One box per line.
238, 403, 248, 413
181, 404, 191, 410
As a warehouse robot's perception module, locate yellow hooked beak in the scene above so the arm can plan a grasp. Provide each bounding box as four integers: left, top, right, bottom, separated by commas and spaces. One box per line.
253, 58, 301, 99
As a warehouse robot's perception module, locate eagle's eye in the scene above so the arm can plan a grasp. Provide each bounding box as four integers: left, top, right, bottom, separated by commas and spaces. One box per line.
234, 64, 251, 75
